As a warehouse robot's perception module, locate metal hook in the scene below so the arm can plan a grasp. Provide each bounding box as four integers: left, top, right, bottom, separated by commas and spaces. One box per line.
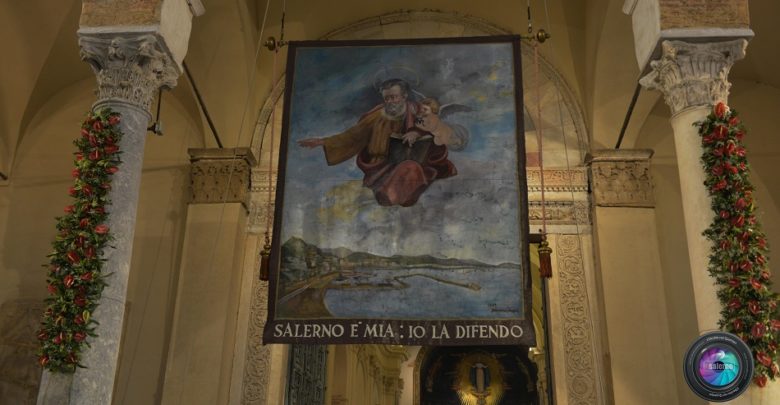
520, 29, 551, 44
264, 36, 288, 52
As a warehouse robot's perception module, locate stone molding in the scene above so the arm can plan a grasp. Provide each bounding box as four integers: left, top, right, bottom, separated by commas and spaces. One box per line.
189, 148, 256, 207
527, 168, 588, 193
248, 169, 277, 234
639, 39, 747, 116
78, 33, 180, 112
556, 234, 599, 404
240, 279, 271, 405
529, 200, 590, 225
586, 149, 655, 207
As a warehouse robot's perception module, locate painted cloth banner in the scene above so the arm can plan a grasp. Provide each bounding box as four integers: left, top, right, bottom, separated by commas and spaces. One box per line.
264, 36, 535, 346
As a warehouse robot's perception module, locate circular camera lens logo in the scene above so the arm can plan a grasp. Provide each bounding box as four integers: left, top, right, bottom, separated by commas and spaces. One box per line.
684, 332, 753, 402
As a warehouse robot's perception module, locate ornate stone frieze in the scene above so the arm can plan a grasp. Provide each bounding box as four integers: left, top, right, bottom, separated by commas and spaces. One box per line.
250, 169, 278, 194
556, 235, 598, 405
639, 39, 747, 116
587, 149, 654, 207
189, 148, 256, 206
241, 277, 271, 405
248, 169, 278, 234
526, 168, 588, 193
529, 200, 590, 225
79, 33, 180, 111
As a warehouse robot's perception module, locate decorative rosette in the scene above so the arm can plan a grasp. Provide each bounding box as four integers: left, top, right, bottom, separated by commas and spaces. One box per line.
698, 102, 780, 386
37, 109, 122, 372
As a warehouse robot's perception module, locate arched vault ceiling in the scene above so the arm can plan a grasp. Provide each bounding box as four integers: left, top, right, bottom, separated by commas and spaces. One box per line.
731, 1, 780, 91
5, 0, 780, 167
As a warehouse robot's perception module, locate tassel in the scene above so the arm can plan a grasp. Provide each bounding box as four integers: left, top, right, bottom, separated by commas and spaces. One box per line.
538, 236, 553, 278
259, 237, 272, 281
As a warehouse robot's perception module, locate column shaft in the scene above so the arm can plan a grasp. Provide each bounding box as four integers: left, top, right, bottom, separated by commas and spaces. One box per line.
670, 107, 720, 331
72, 101, 151, 403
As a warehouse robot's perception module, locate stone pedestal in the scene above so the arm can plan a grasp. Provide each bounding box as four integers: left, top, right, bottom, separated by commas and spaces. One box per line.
587, 149, 679, 404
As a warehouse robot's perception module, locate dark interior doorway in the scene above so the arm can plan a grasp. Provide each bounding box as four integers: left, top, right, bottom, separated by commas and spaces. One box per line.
419, 346, 539, 405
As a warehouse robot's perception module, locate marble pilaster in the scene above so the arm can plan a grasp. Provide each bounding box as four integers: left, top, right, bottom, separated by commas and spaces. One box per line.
587, 149, 679, 404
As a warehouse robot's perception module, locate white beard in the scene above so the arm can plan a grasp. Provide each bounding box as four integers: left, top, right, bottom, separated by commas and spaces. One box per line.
383, 101, 406, 119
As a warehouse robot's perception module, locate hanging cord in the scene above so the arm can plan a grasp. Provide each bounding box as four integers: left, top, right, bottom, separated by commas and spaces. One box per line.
533, 41, 554, 281
259, 44, 279, 281
174, 0, 274, 403
183, 62, 224, 147
201, 0, 274, 286
259, 0, 286, 281
533, 44, 548, 238
541, 0, 610, 399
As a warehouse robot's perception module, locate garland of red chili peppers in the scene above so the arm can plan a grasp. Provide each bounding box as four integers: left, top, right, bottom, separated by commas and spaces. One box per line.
37, 109, 122, 372
699, 102, 780, 387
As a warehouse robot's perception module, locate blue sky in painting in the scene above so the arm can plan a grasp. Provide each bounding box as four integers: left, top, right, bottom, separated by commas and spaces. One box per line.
280, 42, 524, 265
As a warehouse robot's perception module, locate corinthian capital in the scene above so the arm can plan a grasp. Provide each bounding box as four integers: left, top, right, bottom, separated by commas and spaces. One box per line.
79, 33, 180, 111
639, 39, 747, 116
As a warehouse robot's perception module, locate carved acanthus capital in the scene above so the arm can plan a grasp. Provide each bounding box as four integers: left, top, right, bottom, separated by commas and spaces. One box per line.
639, 39, 747, 116
79, 33, 180, 111
586, 149, 655, 207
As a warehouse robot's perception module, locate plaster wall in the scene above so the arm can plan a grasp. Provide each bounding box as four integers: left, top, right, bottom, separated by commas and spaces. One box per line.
592, 206, 678, 404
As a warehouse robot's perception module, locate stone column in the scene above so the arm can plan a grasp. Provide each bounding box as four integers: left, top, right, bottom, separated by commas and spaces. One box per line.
639, 39, 746, 332
37, 33, 181, 405
587, 149, 679, 404
639, 36, 780, 405
641, 37, 780, 405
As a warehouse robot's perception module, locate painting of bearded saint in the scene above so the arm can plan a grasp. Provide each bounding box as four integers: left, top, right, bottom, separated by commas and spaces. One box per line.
266, 38, 532, 345
299, 78, 470, 207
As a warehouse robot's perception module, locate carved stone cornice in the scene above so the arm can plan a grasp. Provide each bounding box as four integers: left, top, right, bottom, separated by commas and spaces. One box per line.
639, 39, 747, 116
526, 168, 588, 193
586, 149, 655, 208
529, 201, 590, 225
78, 33, 180, 111
189, 148, 257, 207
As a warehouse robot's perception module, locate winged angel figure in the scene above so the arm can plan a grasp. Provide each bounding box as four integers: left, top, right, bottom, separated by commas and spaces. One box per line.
298, 77, 473, 207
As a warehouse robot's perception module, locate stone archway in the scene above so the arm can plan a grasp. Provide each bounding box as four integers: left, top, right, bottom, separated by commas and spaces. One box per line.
239, 10, 605, 405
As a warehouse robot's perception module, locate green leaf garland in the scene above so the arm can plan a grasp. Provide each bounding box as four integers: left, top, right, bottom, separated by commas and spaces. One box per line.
37, 109, 123, 372
698, 102, 780, 387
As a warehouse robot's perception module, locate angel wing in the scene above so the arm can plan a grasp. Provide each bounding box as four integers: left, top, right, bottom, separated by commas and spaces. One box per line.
439, 103, 474, 119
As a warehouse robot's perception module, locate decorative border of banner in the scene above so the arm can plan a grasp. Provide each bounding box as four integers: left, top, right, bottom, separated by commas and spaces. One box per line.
263, 35, 534, 346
